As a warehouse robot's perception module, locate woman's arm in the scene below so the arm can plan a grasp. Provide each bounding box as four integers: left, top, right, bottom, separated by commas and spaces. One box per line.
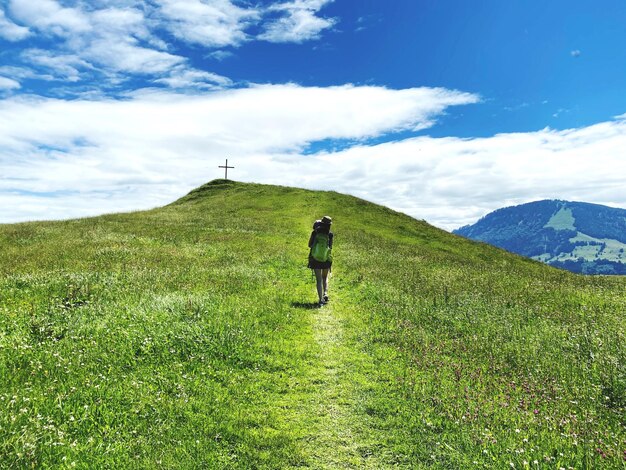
308, 231, 316, 248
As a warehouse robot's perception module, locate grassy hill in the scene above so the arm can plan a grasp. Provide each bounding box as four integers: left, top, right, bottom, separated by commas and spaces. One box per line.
1, 180, 625, 468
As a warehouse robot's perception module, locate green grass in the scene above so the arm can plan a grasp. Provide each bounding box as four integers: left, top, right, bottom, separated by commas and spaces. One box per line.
566, 232, 626, 262
543, 207, 575, 231
1, 180, 625, 468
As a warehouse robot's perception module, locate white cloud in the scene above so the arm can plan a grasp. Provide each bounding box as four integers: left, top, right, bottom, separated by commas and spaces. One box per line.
83, 6, 177, 70
156, 0, 259, 48
0, 65, 55, 81
0, 84, 477, 223
85, 38, 184, 75
0, 76, 21, 90
88, 6, 149, 35
289, 118, 626, 229
154, 66, 232, 89
206, 50, 234, 61
22, 49, 93, 82
259, 0, 336, 43
2, 1, 340, 93
2, 85, 625, 230
8, 0, 91, 36
7, 1, 192, 85
0, 7, 30, 40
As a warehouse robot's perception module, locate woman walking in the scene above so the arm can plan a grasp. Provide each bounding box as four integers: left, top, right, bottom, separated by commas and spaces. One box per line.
308, 216, 333, 307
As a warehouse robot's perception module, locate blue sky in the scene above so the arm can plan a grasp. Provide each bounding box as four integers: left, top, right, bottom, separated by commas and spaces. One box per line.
1, 0, 626, 229
216, 0, 626, 136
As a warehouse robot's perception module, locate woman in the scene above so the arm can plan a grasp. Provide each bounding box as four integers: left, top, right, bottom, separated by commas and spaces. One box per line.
308, 216, 333, 306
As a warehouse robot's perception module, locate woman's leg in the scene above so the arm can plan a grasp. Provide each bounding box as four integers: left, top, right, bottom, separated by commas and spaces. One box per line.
321, 268, 330, 299
314, 269, 324, 303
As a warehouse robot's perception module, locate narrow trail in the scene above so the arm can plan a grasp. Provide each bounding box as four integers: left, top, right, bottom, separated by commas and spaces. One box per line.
296, 293, 387, 468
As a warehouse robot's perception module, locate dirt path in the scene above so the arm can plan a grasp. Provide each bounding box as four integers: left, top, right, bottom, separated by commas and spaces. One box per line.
297, 295, 386, 468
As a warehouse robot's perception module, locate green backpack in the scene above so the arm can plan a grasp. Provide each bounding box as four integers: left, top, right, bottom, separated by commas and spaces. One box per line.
311, 233, 332, 262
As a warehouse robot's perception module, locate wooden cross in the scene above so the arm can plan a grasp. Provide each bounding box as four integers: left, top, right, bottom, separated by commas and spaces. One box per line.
218, 158, 234, 180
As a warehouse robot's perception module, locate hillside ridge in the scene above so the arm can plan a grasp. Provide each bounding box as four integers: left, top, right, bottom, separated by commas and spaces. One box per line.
1, 182, 625, 468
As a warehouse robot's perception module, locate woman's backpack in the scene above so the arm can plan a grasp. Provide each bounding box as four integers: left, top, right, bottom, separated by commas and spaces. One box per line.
311, 233, 331, 262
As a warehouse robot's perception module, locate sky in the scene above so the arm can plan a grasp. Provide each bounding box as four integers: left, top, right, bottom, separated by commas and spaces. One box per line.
1, 0, 626, 230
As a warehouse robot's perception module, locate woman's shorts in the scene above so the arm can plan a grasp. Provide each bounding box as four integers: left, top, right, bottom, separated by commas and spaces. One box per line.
308, 257, 332, 270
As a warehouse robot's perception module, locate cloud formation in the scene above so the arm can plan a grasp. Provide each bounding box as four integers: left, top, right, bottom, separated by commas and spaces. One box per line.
296, 120, 626, 229
156, 0, 260, 48
0, 7, 30, 40
21, 49, 93, 82
259, 0, 337, 43
3, 83, 626, 230
2, 3, 624, 231
0, 76, 21, 90
9, 0, 90, 35
0, 84, 478, 225
0, 0, 337, 93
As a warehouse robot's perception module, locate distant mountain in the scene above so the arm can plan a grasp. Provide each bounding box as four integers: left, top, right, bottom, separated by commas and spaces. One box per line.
454, 200, 626, 274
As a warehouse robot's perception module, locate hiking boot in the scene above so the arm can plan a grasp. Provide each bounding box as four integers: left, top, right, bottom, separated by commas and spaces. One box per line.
323, 294, 329, 303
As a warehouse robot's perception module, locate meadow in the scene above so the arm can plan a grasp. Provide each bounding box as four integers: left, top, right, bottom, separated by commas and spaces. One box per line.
1, 180, 624, 468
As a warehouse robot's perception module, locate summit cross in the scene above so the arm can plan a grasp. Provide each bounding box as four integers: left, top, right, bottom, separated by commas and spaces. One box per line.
218, 158, 234, 180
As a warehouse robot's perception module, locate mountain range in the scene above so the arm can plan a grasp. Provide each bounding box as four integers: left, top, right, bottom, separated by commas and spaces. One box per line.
454, 199, 626, 274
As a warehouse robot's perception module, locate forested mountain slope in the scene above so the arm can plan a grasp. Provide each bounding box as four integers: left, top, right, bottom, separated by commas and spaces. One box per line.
455, 199, 626, 274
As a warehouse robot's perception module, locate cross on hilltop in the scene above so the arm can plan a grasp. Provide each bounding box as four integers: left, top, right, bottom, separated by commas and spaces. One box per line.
218, 158, 234, 180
